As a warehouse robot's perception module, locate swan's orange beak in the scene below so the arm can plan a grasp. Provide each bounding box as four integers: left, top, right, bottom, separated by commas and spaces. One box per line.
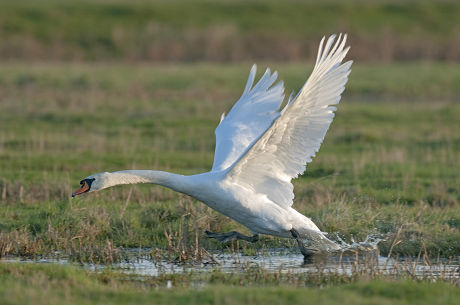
72, 181, 90, 197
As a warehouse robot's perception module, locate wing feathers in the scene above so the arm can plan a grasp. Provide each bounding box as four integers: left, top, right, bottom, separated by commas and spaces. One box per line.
212, 65, 285, 171
227, 34, 352, 208
242, 64, 257, 96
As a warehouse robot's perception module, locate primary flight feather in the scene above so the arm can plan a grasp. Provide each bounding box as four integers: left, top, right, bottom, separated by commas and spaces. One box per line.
73, 34, 352, 257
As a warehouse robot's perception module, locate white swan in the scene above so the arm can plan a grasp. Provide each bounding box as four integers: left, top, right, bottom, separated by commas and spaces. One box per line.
73, 34, 352, 258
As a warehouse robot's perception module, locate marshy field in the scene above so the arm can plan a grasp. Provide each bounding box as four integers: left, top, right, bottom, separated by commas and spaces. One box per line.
1, 1, 460, 304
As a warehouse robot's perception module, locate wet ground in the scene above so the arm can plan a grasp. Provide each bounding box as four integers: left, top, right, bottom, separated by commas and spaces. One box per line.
3, 248, 459, 281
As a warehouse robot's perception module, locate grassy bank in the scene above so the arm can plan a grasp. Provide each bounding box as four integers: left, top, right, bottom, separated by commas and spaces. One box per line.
1, 263, 460, 305
0, 0, 459, 61
0, 61, 459, 260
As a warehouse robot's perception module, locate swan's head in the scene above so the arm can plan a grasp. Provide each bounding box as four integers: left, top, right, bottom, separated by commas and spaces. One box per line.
72, 172, 111, 197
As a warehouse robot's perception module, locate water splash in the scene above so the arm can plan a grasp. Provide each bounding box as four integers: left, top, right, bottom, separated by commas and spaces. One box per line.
298, 229, 388, 255
329, 232, 388, 254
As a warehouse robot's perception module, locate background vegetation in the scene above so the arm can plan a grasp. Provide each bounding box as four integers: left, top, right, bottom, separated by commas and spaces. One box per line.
0, 0, 459, 303
0, 0, 459, 62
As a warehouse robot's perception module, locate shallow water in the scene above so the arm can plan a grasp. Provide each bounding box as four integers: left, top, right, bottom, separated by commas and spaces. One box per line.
4, 248, 459, 281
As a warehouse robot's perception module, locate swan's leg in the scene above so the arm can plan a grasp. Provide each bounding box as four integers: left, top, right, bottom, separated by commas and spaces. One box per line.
290, 228, 318, 259
205, 230, 259, 243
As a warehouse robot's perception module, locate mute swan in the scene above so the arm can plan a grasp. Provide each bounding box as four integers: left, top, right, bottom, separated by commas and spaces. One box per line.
73, 34, 352, 258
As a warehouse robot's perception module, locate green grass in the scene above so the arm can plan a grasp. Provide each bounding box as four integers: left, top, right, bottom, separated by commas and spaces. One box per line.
1, 263, 460, 305
1, 0, 459, 301
0, 61, 459, 260
0, 0, 459, 61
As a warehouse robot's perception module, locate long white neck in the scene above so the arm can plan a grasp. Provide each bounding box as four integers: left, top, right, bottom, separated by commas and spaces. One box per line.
97, 170, 192, 195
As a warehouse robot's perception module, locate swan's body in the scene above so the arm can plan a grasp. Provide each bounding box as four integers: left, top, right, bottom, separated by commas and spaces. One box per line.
88, 169, 319, 238
73, 34, 352, 255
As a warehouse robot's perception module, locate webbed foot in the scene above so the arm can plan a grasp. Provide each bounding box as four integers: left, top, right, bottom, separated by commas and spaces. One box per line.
290, 228, 320, 259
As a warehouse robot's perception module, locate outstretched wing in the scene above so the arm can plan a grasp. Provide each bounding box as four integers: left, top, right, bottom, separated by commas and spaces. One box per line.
212, 65, 285, 171
227, 34, 352, 208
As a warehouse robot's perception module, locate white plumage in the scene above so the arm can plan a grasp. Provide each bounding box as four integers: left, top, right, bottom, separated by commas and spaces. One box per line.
228, 34, 351, 209
73, 34, 352, 255
212, 65, 285, 172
